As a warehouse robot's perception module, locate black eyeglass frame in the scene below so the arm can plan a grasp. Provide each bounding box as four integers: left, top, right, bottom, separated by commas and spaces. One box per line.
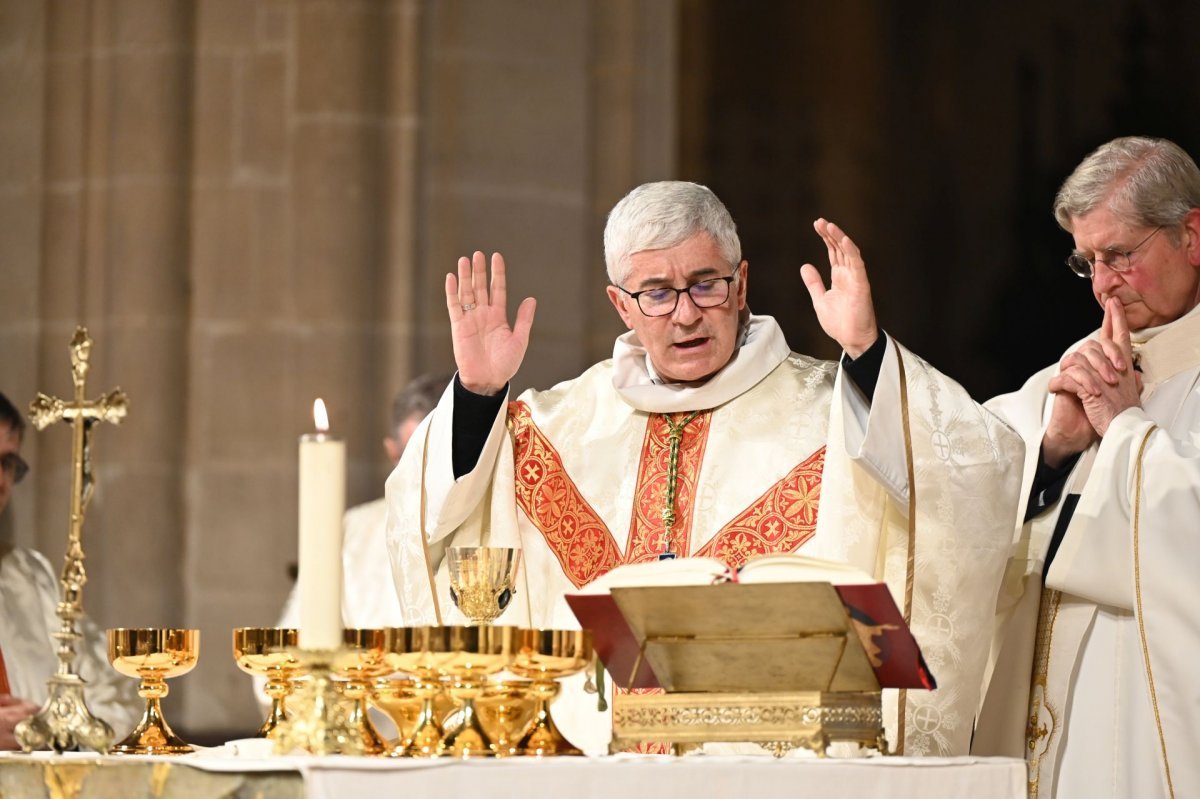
1066, 225, 1165, 279
614, 274, 738, 317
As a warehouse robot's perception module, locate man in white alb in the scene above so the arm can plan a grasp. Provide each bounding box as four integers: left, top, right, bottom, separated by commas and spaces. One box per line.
803, 136, 1200, 797
387, 180, 1024, 755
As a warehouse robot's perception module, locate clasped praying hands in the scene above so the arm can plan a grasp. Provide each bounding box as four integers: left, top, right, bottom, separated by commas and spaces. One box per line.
1043, 298, 1143, 465
446, 251, 537, 397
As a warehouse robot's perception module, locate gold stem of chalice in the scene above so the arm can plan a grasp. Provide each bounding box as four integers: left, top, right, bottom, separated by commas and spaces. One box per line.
477, 679, 534, 757
446, 547, 521, 625
511, 628, 593, 756
385, 626, 456, 757
333, 628, 395, 756
233, 627, 300, 738
107, 628, 199, 755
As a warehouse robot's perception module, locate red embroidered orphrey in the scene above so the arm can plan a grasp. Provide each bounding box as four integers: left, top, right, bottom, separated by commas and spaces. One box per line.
508, 401, 825, 587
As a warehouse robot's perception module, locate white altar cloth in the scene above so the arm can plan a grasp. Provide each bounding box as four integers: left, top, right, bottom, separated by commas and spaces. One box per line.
2, 750, 1025, 799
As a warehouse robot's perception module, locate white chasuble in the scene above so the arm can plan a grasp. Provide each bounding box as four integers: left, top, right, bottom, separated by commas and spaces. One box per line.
387, 316, 1016, 757
821, 339, 1024, 757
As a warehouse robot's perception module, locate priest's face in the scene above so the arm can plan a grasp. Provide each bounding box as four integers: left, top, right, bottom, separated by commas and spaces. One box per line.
0, 422, 21, 517
606, 231, 748, 383
1071, 205, 1200, 330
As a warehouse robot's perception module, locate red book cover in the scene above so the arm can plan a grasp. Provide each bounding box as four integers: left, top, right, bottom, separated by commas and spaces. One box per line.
565, 582, 935, 691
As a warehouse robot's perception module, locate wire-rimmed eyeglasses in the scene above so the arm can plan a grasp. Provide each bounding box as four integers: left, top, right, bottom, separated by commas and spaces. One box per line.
1, 452, 29, 484
615, 275, 736, 317
1066, 226, 1164, 278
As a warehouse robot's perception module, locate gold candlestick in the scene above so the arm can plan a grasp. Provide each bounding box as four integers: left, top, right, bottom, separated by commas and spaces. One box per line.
16, 327, 128, 755
271, 647, 366, 756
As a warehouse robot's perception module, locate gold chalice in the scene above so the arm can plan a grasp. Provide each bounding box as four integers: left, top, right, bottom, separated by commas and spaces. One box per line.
232, 627, 301, 738
510, 628, 593, 756
107, 628, 199, 755
446, 547, 521, 624
371, 677, 459, 755
439, 625, 517, 758
385, 626, 462, 757
476, 679, 535, 757
333, 628, 395, 755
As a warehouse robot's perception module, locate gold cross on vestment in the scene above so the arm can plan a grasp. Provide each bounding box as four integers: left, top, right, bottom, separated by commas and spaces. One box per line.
15, 327, 128, 754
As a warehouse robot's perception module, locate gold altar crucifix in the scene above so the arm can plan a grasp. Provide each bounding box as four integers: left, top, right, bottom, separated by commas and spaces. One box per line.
15, 327, 128, 754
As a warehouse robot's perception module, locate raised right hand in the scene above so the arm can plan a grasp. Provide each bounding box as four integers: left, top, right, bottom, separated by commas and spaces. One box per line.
446, 252, 536, 396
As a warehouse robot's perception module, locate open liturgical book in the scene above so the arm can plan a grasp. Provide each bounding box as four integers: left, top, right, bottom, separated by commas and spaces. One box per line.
565, 554, 935, 693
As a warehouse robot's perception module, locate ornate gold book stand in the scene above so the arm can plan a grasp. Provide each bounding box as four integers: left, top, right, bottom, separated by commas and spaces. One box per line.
601, 582, 893, 757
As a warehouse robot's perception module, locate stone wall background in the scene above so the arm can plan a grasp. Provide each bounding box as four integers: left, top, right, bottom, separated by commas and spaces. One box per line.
0, 0, 673, 736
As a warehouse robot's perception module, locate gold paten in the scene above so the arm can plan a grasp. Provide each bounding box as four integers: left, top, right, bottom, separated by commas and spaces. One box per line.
232, 627, 301, 738
16, 328, 128, 754
607, 582, 887, 756
107, 628, 199, 755
510, 628, 592, 756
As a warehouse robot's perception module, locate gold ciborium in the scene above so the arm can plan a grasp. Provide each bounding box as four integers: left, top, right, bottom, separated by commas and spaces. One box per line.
332, 628, 395, 755
233, 627, 301, 738
510, 628, 593, 756
107, 628, 199, 755
446, 547, 521, 624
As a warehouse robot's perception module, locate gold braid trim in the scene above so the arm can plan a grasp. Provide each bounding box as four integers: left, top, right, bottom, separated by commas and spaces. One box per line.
894, 343, 918, 754
1132, 424, 1172, 797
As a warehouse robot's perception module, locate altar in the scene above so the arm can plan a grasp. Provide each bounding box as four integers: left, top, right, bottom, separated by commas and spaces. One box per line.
0, 751, 1026, 799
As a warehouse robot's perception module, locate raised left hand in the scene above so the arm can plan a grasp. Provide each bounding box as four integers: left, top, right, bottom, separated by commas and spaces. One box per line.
1047, 298, 1142, 437
800, 219, 879, 358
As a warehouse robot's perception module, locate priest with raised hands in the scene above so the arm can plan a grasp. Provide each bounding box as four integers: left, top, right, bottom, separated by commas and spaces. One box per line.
802, 136, 1200, 797
386, 180, 1021, 756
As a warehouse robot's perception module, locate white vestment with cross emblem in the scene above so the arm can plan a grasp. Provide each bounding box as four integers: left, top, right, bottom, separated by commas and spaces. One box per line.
386, 316, 1018, 757
842, 311, 1200, 798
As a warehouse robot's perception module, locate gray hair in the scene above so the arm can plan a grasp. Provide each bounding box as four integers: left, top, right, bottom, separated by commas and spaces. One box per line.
603, 181, 741, 284
1054, 136, 1200, 236
389, 372, 451, 435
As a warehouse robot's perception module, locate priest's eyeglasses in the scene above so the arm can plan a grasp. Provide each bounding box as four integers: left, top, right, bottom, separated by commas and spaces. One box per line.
1066, 226, 1164, 278
1, 452, 29, 484
616, 275, 736, 317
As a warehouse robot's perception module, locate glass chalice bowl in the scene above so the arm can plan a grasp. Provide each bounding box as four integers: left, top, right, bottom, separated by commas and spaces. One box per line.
107, 628, 200, 755
232, 627, 300, 738
446, 547, 521, 624
332, 628, 396, 755
438, 624, 517, 758
510, 628, 593, 756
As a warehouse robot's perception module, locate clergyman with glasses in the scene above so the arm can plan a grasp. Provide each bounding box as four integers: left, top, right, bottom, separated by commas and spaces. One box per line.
386, 181, 1023, 755
0, 392, 138, 749
802, 136, 1200, 798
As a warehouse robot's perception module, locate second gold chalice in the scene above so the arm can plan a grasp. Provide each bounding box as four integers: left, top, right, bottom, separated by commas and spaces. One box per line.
107, 628, 199, 755
232, 627, 300, 738
333, 628, 395, 755
510, 628, 593, 756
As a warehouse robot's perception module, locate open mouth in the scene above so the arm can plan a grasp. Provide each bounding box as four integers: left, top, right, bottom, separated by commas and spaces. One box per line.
673, 337, 709, 350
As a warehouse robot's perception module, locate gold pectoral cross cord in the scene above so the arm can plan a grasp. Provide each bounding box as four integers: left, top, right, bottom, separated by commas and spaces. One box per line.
658, 411, 700, 558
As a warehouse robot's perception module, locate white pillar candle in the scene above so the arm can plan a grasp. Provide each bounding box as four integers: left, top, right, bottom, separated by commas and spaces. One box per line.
298, 398, 345, 650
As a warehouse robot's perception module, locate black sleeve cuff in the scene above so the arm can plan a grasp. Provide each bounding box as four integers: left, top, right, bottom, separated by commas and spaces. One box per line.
451, 375, 507, 479
840, 331, 887, 401
1024, 446, 1082, 522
